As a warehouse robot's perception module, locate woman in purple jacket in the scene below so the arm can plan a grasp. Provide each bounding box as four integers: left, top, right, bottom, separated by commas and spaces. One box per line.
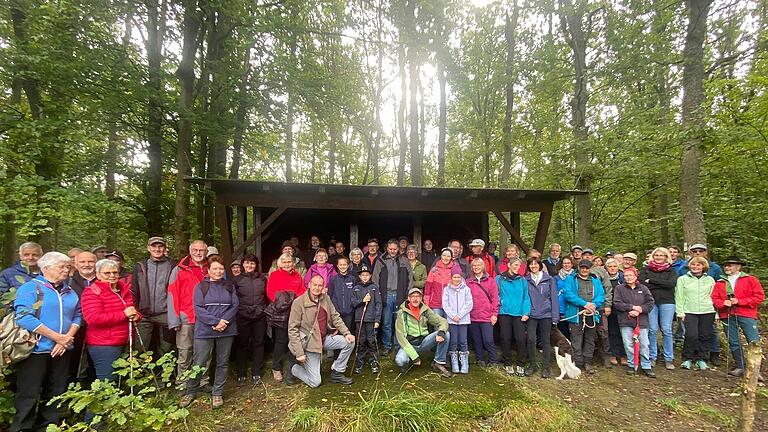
467, 258, 500, 368
303, 248, 337, 290
524, 257, 559, 378
180, 256, 239, 409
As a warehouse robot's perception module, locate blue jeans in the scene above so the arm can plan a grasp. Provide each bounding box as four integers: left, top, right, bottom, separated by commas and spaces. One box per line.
381, 292, 398, 350
431, 308, 445, 318
722, 316, 760, 369
395, 330, 451, 366
620, 326, 651, 370
710, 323, 721, 353
648, 303, 675, 361
87, 345, 125, 382
448, 324, 468, 352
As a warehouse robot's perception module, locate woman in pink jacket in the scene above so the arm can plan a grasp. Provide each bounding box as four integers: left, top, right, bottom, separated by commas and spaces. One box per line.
303, 248, 337, 290
424, 248, 459, 317
467, 258, 500, 367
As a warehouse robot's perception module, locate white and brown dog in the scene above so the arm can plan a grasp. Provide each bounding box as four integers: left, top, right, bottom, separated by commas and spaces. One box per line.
551, 327, 581, 380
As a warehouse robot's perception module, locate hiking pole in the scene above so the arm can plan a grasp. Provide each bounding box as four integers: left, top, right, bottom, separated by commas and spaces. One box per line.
128, 320, 135, 408
349, 301, 369, 377
133, 325, 162, 393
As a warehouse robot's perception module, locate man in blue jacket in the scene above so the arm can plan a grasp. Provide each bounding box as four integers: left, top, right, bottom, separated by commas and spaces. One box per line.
563, 260, 605, 374
0, 241, 42, 294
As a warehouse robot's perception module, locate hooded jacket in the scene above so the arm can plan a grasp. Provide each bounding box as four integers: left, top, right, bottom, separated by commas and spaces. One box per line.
14, 276, 82, 354
712, 273, 765, 319
303, 262, 338, 288
525, 271, 559, 322
638, 265, 677, 305
234, 271, 268, 320
466, 273, 499, 323
394, 301, 448, 361
328, 272, 358, 316
82, 280, 141, 346
424, 260, 459, 309
0, 261, 39, 294
674, 272, 715, 317
287, 292, 350, 358
409, 260, 427, 290
131, 256, 174, 316
351, 280, 382, 324
612, 282, 655, 328
496, 272, 530, 317
562, 273, 605, 325
193, 279, 239, 338
498, 258, 527, 277
266, 267, 305, 302
167, 255, 208, 329
442, 280, 473, 325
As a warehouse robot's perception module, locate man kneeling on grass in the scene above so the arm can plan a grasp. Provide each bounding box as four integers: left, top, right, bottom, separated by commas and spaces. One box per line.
288, 275, 355, 387
394, 288, 453, 378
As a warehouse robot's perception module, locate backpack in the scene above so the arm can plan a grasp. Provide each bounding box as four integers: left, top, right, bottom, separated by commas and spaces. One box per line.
0, 287, 43, 368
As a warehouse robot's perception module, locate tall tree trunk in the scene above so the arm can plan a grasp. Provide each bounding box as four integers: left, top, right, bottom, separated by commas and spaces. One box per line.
372, 0, 384, 184
652, 0, 672, 246
105, 126, 119, 249
396, 40, 408, 186
406, 0, 421, 186
284, 39, 297, 182
230, 45, 252, 180
501, 3, 519, 185
175, 0, 200, 253
560, 0, 591, 244
437, 61, 447, 186
328, 121, 339, 183
145, 0, 164, 236
680, 0, 712, 246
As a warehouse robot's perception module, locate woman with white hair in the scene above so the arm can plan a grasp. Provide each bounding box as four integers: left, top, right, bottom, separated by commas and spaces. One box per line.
348, 247, 365, 275
639, 247, 678, 369
0, 241, 43, 294
12, 251, 82, 431
265, 253, 305, 384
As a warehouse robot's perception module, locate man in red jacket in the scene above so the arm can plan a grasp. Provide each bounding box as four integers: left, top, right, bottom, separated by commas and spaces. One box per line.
711, 256, 765, 377
168, 240, 208, 382
466, 239, 496, 278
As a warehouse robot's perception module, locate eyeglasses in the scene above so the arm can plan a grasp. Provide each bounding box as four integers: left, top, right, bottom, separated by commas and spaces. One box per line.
190, 248, 207, 253
100, 271, 120, 276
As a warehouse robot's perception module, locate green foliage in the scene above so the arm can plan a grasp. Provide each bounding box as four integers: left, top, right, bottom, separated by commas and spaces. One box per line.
47, 352, 202, 432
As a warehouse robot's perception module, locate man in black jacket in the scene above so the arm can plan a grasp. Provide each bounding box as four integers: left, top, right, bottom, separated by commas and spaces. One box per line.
132, 236, 175, 355
372, 239, 413, 355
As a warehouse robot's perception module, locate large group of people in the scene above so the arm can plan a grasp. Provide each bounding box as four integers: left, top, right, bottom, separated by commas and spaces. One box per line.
0, 236, 765, 431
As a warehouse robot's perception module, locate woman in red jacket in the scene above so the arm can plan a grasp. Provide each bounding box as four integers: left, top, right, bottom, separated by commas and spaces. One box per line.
424, 248, 458, 318
265, 253, 305, 384
82, 259, 141, 382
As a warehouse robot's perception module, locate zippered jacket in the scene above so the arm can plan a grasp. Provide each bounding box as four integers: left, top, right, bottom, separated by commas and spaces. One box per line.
82, 280, 140, 346
14, 275, 82, 354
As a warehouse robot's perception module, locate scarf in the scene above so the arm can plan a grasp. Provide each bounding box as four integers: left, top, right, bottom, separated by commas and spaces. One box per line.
647, 260, 671, 272
558, 268, 573, 280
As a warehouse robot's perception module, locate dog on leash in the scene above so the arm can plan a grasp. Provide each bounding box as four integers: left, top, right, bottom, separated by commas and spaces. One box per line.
551, 327, 581, 380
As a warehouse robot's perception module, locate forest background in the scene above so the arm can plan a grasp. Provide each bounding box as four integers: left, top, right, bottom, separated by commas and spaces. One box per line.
1, 0, 766, 278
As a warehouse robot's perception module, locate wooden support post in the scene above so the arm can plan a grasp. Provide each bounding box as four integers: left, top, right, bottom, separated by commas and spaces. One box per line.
413, 214, 422, 251
350, 223, 359, 250
511, 212, 521, 235
533, 208, 553, 253
739, 342, 763, 432
498, 212, 510, 255
236, 206, 247, 252
216, 199, 234, 267
492, 210, 529, 254
252, 208, 262, 273
233, 206, 287, 259
481, 213, 489, 243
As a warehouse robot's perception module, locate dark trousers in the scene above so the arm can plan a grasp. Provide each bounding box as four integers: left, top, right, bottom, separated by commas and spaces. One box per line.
271, 326, 292, 371
341, 313, 356, 337
570, 320, 596, 366
607, 313, 626, 358
682, 313, 715, 362
68, 328, 94, 385
355, 322, 378, 366
187, 336, 234, 396
11, 352, 71, 432
235, 316, 267, 378
469, 322, 498, 364
498, 315, 528, 366
527, 319, 551, 369
594, 312, 611, 360
448, 324, 469, 351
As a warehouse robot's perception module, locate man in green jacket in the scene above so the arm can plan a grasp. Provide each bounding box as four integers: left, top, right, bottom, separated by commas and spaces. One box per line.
406, 245, 427, 290
394, 288, 453, 378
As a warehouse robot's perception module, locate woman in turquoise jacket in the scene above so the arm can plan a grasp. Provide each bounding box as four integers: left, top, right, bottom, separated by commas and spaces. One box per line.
496, 258, 530, 376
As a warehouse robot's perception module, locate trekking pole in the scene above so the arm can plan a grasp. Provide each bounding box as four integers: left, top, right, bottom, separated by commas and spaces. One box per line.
128, 320, 135, 407
133, 326, 162, 393
349, 301, 369, 377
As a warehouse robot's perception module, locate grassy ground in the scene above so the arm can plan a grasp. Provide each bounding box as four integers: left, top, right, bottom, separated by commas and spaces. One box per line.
181, 349, 768, 432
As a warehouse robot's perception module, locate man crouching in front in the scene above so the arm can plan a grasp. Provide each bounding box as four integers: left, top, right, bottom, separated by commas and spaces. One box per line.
394, 287, 453, 378
288, 274, 355, 387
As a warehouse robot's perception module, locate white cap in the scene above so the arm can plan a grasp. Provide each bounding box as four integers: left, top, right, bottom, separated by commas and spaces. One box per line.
469, 239, 485, 247
207, 246, 220, 256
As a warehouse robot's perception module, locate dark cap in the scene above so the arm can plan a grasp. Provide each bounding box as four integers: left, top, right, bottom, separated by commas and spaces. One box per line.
91, 245, 107, 253
359, 264, 372, 274
571, 245, 583, 252
722, 256, 745, 265
147, 236, 167, 246
105, 250, 125, 261
582, 248, 594, 255
578, 259, 593, 268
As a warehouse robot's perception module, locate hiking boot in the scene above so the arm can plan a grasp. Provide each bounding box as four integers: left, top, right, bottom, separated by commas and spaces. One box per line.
237, 376, 247, 386
541, 369, 551, 379
665, 361, 675, 370
620, 357, 628, 366
354, 365, 364, 374
272, 370, 283, 382
212, 395, 224, 408
709, 351, 721, 367
603, 357, 613, 368
179, 394, 194, 408
477, 360, 487, 368
459, 352, 470, 374
370, 361, 380, 374
284, 366, 296, 386
330, 370, 353, 385
626, 368, 637, 376
642, 369, 656, 378
680, 360, 692, 370
449, 351, 460, 373
252, 375, 262, 386
524, 367, 536, 377
505, 365, 515, 375
516, 366, 525, 376
696, 360, 709, 371
431, 362, 453, 378
729, 368, 744, 377
585, 364, 596, 374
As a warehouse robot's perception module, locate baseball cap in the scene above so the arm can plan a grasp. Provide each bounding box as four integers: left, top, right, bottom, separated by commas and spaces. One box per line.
469, 239, 485, 247
689, 243, 708, 251
147, 236, 167, 246
578, 259, 593, 268
571, 245, 583, 252
624, 252, 638, 260
408, 287, 423, 296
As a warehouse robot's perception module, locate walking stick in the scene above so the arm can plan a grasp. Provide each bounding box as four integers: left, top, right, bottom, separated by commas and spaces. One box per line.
133, 326, 162, 393
349, 301, 369, 377
632, 316, 641, 372
128, 320, 135, 407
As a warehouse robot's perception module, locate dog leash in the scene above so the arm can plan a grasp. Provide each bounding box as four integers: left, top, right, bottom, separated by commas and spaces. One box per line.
560, 309, 597, 329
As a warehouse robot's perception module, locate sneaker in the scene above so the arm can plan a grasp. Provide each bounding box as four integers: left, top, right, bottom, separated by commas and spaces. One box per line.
626, 368, 637, 375
541, 369, 551, 379
237, 376, 247, 385
709, 351, 721, 367
330, 370, 353, 385
642, 369, 656, 378
212, 395, 223, 408
179, 394, 194, 408
524, 367, 536, 377
620, 357, 628, 366
477, 360, 487, 368
354, 365, 364, 374
696, 360, 709, 371
729, 368, 744, 377
515, 365, 525, 376
272, 370, 283, 382
585, 364, 596, 374
680, 360, 692, 370
431, 362, 453, 378
505, 365, 515, 375
609, 356, 618, 366
370, 361, 380, 374
252, 375, 262, 386
665, 361, 675, 370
